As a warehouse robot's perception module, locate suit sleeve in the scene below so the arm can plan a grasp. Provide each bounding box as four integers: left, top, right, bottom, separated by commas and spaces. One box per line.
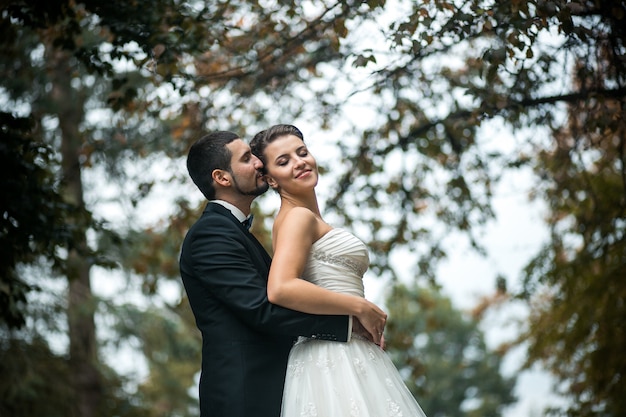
184, 216, 351, 341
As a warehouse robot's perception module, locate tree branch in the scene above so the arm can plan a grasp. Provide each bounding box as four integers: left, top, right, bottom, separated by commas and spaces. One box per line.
515, 87, 626, 107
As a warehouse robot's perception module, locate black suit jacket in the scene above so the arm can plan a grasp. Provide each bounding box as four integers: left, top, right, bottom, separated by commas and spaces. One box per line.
179, 202, 350, 417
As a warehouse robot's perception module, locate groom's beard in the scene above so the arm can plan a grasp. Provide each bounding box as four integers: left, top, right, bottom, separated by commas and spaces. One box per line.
231, 175, 269, 197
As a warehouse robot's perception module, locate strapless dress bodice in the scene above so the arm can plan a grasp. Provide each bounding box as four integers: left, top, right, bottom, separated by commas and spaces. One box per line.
301, 228, 369, 298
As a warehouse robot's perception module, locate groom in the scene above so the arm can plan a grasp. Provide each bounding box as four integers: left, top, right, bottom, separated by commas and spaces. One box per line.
180, 131, 354, 417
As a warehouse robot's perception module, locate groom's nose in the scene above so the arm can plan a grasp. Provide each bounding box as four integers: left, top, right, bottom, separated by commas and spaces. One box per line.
252, 155, 264, 170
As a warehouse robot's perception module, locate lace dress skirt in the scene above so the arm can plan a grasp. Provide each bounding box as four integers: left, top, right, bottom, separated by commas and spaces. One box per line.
280, 334, 428, 417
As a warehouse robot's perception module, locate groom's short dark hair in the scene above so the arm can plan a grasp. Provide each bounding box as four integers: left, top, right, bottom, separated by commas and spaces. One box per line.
187, 131, 239, 200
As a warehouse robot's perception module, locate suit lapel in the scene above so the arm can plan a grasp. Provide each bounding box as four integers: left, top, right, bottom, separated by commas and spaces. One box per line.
206, 203, 272, 271
245, 232, 272, 270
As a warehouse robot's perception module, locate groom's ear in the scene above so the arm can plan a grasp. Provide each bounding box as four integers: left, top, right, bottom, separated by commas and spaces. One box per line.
212, 169, 231, 187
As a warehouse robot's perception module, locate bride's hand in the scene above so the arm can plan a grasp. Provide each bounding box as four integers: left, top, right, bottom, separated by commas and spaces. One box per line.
355, 299, 387, 345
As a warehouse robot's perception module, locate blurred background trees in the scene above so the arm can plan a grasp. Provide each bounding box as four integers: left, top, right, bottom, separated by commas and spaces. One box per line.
1, 0, 624, 416
385, 283, 516, 417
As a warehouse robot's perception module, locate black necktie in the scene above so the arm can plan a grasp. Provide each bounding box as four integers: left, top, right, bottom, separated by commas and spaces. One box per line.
241, 215, 253, 230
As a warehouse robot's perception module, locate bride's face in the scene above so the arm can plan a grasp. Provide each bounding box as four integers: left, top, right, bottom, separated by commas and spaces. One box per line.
262, 134, 318, 193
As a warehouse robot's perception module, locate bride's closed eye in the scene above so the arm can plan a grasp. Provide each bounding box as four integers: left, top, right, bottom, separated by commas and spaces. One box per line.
295, 145, 309, 156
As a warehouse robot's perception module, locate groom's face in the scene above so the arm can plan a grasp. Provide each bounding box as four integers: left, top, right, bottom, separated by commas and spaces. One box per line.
226, 139, 269, 197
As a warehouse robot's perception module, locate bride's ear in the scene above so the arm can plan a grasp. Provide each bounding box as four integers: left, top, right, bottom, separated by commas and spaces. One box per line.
265, 175, 278, 189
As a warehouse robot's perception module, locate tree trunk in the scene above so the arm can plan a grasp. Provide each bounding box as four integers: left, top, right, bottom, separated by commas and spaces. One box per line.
47, 44, 103, 417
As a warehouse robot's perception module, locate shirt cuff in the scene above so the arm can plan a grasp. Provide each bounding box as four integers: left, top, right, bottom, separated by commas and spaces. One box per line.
346, 316, 353, 342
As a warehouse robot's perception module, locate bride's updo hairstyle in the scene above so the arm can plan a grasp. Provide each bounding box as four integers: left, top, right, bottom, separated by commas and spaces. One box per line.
250, 124, 305, 172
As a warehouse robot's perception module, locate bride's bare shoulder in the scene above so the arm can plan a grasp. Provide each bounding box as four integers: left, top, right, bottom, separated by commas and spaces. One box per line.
273, 206, 315, 231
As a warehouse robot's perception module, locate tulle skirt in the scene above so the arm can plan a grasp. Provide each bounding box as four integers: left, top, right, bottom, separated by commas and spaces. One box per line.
281, 334, 428, 417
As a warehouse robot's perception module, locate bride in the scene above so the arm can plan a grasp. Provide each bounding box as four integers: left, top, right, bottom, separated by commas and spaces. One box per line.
251, 124, 428, 417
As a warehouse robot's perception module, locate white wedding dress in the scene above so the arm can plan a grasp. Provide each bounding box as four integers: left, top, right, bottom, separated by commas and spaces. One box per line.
281, 228, 428, 417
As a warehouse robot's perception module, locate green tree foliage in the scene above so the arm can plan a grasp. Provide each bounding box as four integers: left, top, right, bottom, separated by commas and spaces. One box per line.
106, 299, 201, 417
0, 1, 219, 415
385, 283, 516, 417
0, 331, 144, 417
317, 0, 626, 283
0, 336, 74, 417
521, 51, 626, 415
0, 113, 71, 329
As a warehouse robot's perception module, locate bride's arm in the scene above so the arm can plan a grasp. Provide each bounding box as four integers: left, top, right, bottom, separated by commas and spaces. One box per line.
268, 208, 386, 339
